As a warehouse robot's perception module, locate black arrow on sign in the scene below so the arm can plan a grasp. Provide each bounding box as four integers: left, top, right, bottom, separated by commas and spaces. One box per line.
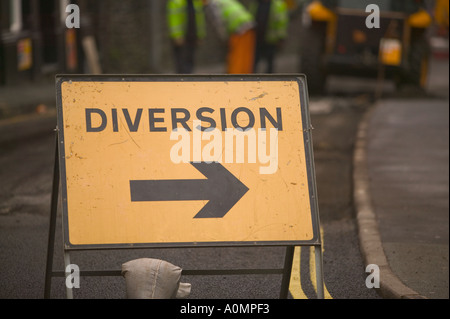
129, 162, 249, 218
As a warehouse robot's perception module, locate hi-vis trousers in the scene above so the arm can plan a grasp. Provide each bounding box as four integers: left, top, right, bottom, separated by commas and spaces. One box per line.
227, 28, 256, 74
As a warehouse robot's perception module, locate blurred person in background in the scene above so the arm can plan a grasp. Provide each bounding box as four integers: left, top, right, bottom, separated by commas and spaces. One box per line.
251, 0, 289, 73
167, 0, 207, 73
203, 0, 256, 74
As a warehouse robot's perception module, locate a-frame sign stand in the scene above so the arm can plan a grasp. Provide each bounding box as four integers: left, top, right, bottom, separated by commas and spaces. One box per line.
44, 163, 324, 299
44, 74, 324, 299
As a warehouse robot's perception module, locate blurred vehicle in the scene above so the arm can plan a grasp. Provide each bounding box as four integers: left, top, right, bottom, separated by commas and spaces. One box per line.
299, 0, 432, 93
434, 0, 449, 34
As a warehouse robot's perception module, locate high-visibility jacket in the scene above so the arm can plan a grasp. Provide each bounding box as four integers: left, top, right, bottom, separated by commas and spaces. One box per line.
209, 0, 255, 35
167, 0, 206, 40
251, 0, 289, 44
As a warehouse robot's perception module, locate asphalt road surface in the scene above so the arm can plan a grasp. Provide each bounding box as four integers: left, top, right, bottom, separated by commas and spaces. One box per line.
0, 81, 383, 299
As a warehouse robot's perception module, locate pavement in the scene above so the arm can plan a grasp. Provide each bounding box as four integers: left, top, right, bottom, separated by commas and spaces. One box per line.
353, 56, 449, 299
0, 50, 448, 299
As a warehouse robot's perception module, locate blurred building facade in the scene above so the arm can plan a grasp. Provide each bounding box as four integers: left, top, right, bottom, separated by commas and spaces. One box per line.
0, 0, 88, 85
0, 0, 305, 87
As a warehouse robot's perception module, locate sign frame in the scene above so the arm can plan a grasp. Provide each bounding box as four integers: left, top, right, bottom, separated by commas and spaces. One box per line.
45, 74, 324, 299
55, 74, 321, 250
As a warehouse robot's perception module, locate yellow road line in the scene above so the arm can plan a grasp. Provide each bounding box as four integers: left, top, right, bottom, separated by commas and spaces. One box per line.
309, 245, 333, 299
289, 227, 333, 299
288, 246, 308, 299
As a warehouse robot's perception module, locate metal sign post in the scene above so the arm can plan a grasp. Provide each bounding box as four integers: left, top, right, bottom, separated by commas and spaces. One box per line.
44, 74, 324, 299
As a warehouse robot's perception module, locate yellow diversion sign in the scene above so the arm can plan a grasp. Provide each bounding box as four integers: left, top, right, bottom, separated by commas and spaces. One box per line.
56, 75, 320, 249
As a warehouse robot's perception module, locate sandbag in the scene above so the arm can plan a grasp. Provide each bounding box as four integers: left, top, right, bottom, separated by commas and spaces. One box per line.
121, 258, 191, 299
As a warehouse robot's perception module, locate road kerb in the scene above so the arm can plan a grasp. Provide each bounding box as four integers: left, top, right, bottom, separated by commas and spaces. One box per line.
352, 103, 427, 299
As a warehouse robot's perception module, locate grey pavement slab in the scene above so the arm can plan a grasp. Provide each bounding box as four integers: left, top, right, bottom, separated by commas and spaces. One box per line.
367, 98, 449, 299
